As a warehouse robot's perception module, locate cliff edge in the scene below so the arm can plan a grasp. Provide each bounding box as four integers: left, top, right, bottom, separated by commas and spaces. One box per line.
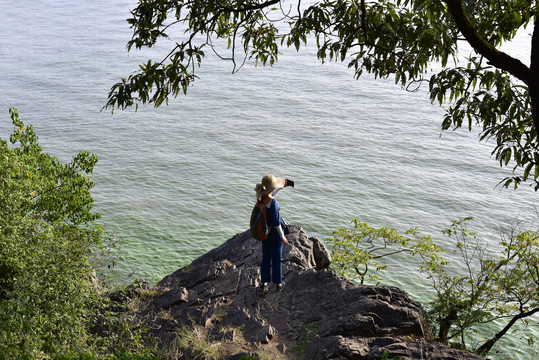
127, 225, 483, 359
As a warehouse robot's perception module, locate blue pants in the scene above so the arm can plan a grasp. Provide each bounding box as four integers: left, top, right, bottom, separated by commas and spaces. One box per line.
261, 237, 283, 284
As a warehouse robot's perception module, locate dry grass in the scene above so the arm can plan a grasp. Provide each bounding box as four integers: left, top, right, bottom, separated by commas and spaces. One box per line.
158, 325, 219, 360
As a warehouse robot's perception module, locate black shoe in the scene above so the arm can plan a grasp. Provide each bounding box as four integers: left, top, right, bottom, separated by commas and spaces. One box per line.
277, 282, 285, 292
260, 282, 269, 293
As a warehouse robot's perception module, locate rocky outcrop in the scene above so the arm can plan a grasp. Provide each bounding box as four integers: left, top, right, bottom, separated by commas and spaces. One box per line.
134, 225, 483, 359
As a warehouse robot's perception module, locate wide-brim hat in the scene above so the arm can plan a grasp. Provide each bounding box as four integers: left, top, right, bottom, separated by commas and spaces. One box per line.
255, 174, 286, 200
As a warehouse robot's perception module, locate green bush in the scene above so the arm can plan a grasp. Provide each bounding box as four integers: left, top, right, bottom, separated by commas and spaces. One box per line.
0, 108, 104, 358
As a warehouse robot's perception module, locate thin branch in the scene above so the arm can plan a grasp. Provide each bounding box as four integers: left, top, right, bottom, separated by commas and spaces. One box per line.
161, 18, 187, 33
371, 248, 412, 259
216, 0, 280, 13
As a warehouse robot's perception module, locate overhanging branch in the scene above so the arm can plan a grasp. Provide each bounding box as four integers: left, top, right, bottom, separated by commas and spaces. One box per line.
443, 0, 531, 85
217, 0, 280, 13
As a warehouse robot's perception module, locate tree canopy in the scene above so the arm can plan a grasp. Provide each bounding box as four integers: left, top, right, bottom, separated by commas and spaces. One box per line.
106, 0, 539, 190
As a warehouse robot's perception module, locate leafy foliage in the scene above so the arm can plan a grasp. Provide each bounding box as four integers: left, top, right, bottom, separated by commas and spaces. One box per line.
422, 217, 539, 355
106, 0, 539, 189
326, 218, 443, 284
0, 108, 104, 358
327, 217, 539, 355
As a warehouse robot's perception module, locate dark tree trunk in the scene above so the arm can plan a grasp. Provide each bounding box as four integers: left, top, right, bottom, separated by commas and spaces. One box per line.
438, 309, 458, 341
445, 0, 538, 142
530, 17, 539, 141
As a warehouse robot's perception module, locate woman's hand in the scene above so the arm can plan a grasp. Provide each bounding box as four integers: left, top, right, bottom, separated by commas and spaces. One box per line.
282, 237, 289, 246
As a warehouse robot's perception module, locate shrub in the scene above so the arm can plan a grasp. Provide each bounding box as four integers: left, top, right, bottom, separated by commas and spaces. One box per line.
0, 108, 104, 358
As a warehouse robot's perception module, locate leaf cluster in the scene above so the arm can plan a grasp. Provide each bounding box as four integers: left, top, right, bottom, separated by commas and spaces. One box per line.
105, 0, 282, 111
326, 218, 443, 284
0, 108, 107, 358
422, 217, 539, 355
430, 57, 537, 190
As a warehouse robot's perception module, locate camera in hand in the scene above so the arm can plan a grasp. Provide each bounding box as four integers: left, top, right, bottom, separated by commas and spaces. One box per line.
285, 179, 295, 187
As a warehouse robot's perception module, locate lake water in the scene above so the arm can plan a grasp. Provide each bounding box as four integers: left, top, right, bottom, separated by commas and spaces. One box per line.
1, 0, 537, 355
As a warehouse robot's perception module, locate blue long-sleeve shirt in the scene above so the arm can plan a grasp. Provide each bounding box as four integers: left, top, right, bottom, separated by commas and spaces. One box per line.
266, 198, 286, 241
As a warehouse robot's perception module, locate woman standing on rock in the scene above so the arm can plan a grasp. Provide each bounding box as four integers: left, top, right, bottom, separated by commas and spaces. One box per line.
255, 174, 294, 293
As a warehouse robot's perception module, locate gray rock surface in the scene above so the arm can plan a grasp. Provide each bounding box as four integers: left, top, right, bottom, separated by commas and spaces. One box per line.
137, 225, 483, 359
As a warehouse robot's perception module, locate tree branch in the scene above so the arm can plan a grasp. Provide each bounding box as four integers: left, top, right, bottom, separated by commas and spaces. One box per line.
477, 306, 539, 355
217, 0, 280, 13
371, 248, 412, 259
532, 11, 539, 75
443, 0, 531, 85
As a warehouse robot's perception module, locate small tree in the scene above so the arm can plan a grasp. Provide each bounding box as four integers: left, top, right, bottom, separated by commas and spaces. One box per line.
422, 217, 539, 355
326, 218, 444, 284
327, 217, 539, 355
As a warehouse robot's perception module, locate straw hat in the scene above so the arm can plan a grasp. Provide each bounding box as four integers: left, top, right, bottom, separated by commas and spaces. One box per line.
255, 174, 286, 200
